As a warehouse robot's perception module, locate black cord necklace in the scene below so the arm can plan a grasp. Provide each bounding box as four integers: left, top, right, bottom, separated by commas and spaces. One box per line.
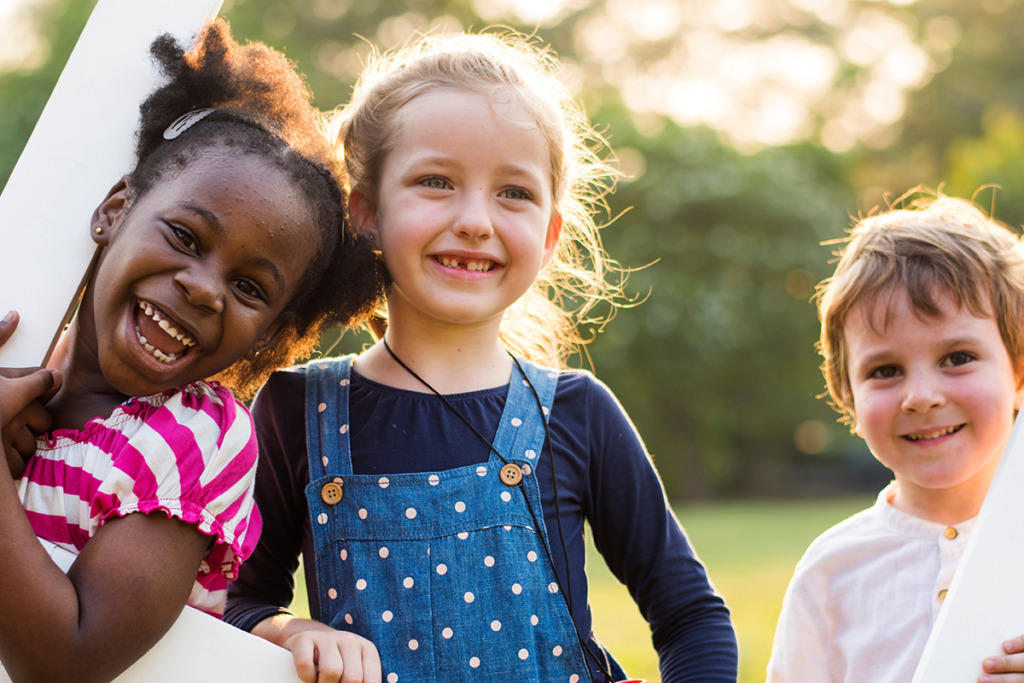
381, 339, 617, 682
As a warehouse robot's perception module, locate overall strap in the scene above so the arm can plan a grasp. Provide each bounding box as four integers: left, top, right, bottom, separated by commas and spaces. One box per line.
304, 355, 355, 477
491, 358, 559, 466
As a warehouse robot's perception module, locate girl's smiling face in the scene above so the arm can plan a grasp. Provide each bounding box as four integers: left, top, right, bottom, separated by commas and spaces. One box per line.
351, 88, 562, 334
845, 287, 1024, 520
84, 149, 319, 398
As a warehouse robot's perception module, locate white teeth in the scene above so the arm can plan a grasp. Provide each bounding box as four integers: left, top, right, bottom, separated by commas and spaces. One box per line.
134, 299, 194, 364
438, 256, 493, 272
158, 318, 181, 339
906, 425, 961, 441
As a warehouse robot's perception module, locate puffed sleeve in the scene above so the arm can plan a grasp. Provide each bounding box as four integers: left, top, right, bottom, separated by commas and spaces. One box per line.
91, 382, 263, 616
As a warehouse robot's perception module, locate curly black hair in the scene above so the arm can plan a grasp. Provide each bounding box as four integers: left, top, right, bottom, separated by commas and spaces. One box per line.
125, 19, 386, 398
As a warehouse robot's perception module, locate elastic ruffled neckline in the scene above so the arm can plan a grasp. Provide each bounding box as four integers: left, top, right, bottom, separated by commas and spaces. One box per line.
41, 381, 219, 448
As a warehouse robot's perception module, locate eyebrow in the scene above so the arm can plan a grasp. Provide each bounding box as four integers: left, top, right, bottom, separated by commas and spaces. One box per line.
412, 156, 544, 182
178, 201, 285, 293
855, 336, 984, 368
179, 201, 224, 237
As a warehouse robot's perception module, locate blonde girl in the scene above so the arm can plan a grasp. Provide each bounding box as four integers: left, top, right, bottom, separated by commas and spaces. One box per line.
227, 33, 737, 683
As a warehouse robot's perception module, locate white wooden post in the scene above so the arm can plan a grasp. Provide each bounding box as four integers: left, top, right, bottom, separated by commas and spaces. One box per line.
911, 413, 1024, 682
0, 0, 219, 366
0, 1, 304, 680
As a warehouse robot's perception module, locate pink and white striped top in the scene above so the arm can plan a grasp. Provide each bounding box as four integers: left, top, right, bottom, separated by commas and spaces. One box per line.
18, 381, 263, 617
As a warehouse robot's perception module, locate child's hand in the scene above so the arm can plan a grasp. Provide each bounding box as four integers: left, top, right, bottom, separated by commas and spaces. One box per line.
981, 635, 1024, 682
0, 312, 61, 476
283, 627, 382, 683
255, 615, 381, 683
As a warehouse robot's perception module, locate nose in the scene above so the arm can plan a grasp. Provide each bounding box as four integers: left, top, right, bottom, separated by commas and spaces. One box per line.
174, 264, 225, 314
901, 369, 945, 413
452, 189, 494, 241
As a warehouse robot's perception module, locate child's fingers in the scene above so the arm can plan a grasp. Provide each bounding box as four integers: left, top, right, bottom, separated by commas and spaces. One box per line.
983, 652, 1024, 676
15, 399, 54, 436
287, 634, 319, 683
314, 642, 348, 683
360, 643, 382, 683
0, 311, 18, 347
1006, 637, 1024, 654
5, 444, 27, 478
5, 419, 41, 465
3, 369, 59, 414
980, 674, 1024, 683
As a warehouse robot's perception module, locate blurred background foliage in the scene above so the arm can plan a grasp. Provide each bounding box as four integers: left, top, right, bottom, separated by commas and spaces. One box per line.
2, 0, 1021, 502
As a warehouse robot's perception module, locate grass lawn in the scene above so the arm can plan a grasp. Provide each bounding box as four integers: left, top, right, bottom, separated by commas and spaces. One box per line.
290, 497, 874, 683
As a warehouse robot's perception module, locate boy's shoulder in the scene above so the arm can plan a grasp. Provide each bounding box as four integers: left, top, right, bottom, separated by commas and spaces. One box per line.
791, 484, 949, 593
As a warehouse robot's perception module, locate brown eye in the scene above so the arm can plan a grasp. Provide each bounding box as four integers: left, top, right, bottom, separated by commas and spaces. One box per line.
234, 279, 264, 301
870, 365, 899, 379
172, 226, 198, 252
947, 352, 974, 367
423, 177, 448, 190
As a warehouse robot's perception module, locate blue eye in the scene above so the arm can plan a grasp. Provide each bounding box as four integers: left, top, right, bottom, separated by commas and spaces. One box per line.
500, 187, 532, 201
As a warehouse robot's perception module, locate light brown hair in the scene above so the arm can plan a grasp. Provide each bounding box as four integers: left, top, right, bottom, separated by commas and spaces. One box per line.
818, 194, 1024, 426
328, 32, 623, 367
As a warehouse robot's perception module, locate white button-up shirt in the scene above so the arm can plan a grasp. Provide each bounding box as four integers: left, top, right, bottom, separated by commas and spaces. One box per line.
766, 483, 973, 683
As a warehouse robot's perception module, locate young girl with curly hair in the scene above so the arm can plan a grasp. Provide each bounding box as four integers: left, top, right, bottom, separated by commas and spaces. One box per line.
0, 19, 384, 683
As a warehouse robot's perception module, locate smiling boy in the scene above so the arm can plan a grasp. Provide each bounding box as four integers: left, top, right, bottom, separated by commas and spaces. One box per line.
767, 196, 1024, 683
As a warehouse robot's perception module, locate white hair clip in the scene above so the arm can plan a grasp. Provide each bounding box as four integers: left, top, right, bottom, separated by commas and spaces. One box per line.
163, 107, 218, 140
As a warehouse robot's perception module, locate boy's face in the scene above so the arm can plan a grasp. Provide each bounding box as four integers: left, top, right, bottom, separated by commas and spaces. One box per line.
846, 287, 1024, 514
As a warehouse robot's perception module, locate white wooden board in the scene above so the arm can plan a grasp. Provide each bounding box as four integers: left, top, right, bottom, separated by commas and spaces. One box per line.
0, 605, 302, 683
911, 411, 1024, 682
0, 0, 222, 367
0, 2, 303, 681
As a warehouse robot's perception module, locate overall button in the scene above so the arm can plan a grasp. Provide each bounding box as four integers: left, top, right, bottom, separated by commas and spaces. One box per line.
321, 482, 343, 505
944, 527, 958, 540
500, 463, 523, 486
939, 589, 948, 602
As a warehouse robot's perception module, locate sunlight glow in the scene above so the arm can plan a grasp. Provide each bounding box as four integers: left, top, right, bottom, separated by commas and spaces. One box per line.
473, 0, 572, 25
568, 0, 940, 150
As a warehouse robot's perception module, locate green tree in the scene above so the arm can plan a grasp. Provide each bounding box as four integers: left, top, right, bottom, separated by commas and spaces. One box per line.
1, 0, 906, 500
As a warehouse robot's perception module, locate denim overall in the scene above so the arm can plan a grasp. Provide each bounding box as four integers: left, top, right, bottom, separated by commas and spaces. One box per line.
304, 356, 592, 682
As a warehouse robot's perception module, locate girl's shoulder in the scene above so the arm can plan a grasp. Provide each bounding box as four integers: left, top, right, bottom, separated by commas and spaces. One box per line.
550, 367, 625, 413
42, 380, 252, 455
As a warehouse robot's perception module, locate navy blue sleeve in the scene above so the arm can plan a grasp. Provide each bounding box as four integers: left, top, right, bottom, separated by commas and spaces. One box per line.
547, 372, 738, 683
224, 369, 320, 631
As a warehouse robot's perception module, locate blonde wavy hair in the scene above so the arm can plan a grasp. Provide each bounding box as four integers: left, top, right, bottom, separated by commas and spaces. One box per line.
817, 193, 1024, 427
327, 31, 623, 367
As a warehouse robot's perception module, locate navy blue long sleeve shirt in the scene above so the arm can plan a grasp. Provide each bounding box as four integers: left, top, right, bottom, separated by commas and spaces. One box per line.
225, 366, 737, 682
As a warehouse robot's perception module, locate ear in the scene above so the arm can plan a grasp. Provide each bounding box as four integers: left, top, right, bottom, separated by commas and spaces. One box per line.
91, 177, 131, 246
1014, 364, 1024, 411
541, 213, 563, 268
246, 322, 285, 362
850, 411, 865, 439
348, 189, 380, 243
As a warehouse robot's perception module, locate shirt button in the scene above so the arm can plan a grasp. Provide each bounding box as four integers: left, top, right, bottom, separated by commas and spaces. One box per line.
944, 527, 958, 540
500, 464, 523, 486
321, 482, 343, 505
939, 589, 948, 602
